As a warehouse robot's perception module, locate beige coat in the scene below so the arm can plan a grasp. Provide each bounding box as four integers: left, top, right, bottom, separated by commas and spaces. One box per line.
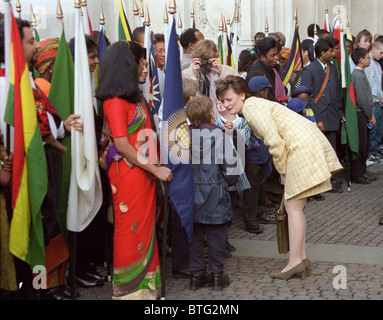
243, 97, 343, 201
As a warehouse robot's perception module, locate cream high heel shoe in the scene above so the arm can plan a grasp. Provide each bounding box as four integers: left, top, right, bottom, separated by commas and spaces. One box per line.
270, 262, 307, 280
302, 258, 312, 276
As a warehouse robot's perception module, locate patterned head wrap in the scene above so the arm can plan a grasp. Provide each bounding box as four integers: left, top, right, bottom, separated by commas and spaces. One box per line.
280, 48, 291, 60
34, 37, 59, 74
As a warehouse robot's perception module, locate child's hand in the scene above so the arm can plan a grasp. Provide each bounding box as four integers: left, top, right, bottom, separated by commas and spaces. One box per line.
280, 174, 286, 185
224, 121, 234, 130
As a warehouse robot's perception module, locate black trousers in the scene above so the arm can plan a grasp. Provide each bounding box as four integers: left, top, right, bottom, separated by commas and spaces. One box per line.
351, 112, 370, 178
41, 146, 62, 246
188, 222, 228, 276
243, 163, 266, 224
170, 206, 189, 271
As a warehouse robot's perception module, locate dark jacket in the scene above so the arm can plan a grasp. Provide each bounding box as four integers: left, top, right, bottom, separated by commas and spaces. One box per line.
189, 123, 239, 224
301, 59, 344, 131
248, 59, 284, 102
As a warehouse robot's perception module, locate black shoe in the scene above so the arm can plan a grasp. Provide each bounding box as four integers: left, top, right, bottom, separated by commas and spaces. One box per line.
211, 272, 230, 291
40, 286, 70, 300
76, 273, 104, 288
351, 176, 371, 185
172, 269, 192, 279
331, 185, 344, 193
225, 240, 236, 252
313, 194, 325, 201
363, 174, 377, 181
189, 273, 212, 291
226, 250, 232, 258
244, 223, 264, 234
257, 212, 276, 224
379, 217, 383, 225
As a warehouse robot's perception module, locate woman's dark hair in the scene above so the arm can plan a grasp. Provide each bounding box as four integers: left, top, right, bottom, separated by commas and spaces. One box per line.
96, 41, 142, 103
129, 41, 147, 63
256, 37, 277, 58
216, 75, 251, 101
315, 38, 331, 58
351, 47, 368, 65
238, 50, 256, 73
68, 35, 100, 59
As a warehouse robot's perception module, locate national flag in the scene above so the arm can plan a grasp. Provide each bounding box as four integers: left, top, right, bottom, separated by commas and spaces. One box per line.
33, 29, 40, 78
160, 15, 194, 241
66, 5, 102, 232
146, 30, 162, 115
332, 16, 341, 67
324, 11, 331, 33
97, 25, 108, 63
118, 0, 133, 41
48, 25, 74, 241
81, 5, 94, 36
340, 35, 358, 160
226, 35, 235, 68
283, 24, 303, 86
218, 34, 224, 65
5, 6, 47, 267
1, 2, 14, 153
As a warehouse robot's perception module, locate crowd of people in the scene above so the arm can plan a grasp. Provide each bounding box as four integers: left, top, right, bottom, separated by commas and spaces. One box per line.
1, 12, 383, 300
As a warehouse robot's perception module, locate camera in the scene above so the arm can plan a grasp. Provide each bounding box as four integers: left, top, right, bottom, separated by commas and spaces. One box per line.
200, 59, 212, 69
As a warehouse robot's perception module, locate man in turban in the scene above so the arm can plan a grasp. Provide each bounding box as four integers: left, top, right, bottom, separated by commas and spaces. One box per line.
34, 37, 59, 97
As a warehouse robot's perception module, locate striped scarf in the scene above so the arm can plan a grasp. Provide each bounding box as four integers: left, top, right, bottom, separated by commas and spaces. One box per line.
273, 67, 287, 103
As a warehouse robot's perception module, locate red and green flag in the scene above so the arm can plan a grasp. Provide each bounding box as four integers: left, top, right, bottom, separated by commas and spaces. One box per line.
5, 7, 47, 268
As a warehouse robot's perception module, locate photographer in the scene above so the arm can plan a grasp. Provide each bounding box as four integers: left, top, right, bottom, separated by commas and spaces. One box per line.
182, 40, 237, 98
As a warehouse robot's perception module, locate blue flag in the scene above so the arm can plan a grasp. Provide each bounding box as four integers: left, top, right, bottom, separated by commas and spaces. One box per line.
148, 31, 162, 115
97, 26, 108, 62
161, 16, 194, 241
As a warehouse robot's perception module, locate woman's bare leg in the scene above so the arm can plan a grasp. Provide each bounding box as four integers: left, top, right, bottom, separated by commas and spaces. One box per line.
282, 198, 307, 272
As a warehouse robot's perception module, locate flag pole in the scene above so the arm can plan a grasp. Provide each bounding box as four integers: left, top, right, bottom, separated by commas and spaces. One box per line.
160, 182, 169, 300
68, 0, 82, 300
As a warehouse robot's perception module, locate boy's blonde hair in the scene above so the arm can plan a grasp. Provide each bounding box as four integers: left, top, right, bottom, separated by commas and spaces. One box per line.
185, 95, 213, 127
182, 78, 199, 106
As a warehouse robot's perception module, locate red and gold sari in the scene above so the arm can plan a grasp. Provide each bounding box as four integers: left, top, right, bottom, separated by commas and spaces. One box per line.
102, 97, 160, 300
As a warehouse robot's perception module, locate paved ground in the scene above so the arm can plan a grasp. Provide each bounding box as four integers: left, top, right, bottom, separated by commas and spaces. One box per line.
76, 163, 383, 301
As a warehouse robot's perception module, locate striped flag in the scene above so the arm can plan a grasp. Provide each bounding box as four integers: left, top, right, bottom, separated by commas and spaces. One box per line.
283, 24, 303, 86
5, 6, 47, 267
218, 34, 224, 65
226, 35, 235, 68
118, 0, 133, 41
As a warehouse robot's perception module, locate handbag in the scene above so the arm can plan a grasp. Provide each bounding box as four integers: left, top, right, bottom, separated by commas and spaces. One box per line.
274, 196, 290, 254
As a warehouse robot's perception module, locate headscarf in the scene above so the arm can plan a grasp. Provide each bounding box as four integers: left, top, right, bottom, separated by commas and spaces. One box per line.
34, 37, 59, 74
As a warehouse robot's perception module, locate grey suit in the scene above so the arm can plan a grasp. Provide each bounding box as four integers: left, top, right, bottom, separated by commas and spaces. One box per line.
302, 59, 344, 132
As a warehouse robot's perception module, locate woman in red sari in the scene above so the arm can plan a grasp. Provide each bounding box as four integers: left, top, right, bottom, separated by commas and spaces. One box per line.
96, 41, 172, 299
